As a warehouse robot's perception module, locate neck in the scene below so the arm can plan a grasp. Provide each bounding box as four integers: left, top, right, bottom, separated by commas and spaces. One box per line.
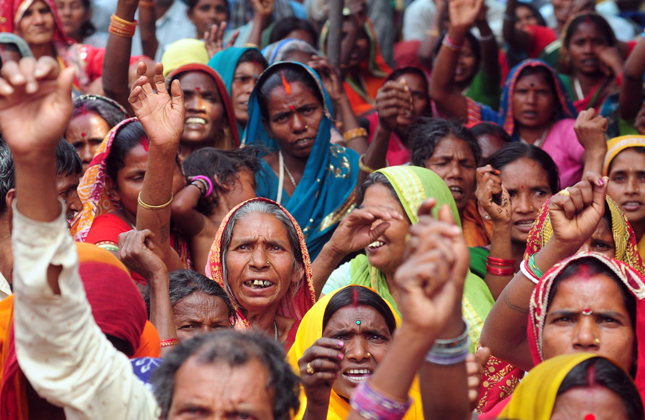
209, 197, 234, 228
632, 220, 645, 244
30, 42, 56, 60
572, 72, 604, 98
0, 221, 12, 284
281, 150, 308, 179
245, 306, 279, 335
384, 271, 398, 303
155, 1, 173, 20
517, 123, 552, 144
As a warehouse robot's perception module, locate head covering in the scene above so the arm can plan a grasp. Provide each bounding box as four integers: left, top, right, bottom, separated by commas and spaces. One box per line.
286, 285, 424, 420
350, 166, 494, 350
524, 195, 645, 275
261, 38, 319, 64
206, 197, 316, 329
0, 33, 31, 57
73, 94, 130, 118
528, 252, 645, 402
498, 353, 597, 420
161, 39, 210, 78
604, 135, 645, 176
168, 63, 240, 148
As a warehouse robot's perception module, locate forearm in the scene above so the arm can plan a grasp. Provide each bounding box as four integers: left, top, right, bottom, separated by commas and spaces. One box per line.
417, 12, 443, 66
340, 30, 360, 71
502, 0, 516, 45
171, 186, 206, 236
620, 38, 645, 120
484, 223, 513, 300
419, 361, 470, 420
428, 25, 468, 118
246, 15, 270, 47
360, 121, 390, 179
337, 95, 368, 154
148, 269, 177, 356
582, 148, 607, 177
476, 20, 500, 90
301, 401, 331, 420
13, 153, 59, 223
139, 6, 158, 60
311, 242, 346, 298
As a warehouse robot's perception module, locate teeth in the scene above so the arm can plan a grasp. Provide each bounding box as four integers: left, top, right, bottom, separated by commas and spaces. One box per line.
185, 117, 206, 125
346, 369, 372, 374
246, 280, 272, 288
368, 241, 385, 248
296, 138, 314, 144
517, 221, 533, 225
449, 187, 463, 193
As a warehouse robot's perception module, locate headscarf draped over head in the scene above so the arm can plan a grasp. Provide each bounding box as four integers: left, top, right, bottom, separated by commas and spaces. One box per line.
245, 61, 359, 260
261, 38, 320, 65
161, 39, 210, 78
0, 33, 32, 57
0, 0, 70, 44
528, 252, 645, 402
206, 197, 316, 329
168, 63, 240, 148
467, 59, 577, 141
73, 94, 130, 118
604, 135, 645, 176
286, 285, 424, 420
350, 166, 494, 350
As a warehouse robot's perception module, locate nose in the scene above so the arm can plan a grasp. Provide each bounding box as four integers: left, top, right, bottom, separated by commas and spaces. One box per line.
626, 176, 640, 195
80, 144, 93, 165
572, 317, 600, 352
513, 193, 532, 214
186, 94, 205, 113
526, 90, 537, 104
199, 325, 213, 334
292, 112, 306, 133
445, 161, 463, 180
344, 337, 370, 362
249, 246, 269, 270
33, 10, 46, 24
67, 190, 82, 214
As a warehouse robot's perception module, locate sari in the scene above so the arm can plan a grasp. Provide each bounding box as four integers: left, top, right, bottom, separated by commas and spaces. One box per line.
604, 135, 645, 261
167, 63, 240, 149
286, 285, 424, 420
206, 197, 316, 351
161, 39, 210, 78
322, 166, 494, 352
0, 243, 152, 420
465, 59, 583, 188
320, 18, 392, 116
244, 61, 359, 260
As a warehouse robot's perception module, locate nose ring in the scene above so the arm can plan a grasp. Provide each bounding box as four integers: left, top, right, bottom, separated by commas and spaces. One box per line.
266, 261, 270, 266
305, 125, 309, 130
529, 206, 534, 211
366, 352, 371, 358
594, 338, 600, 344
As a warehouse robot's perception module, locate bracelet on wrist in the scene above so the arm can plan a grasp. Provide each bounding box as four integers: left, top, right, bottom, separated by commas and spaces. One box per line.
478, 33, 494, 41
190, 181, 206, 196
520, 259, 540, 285
359, 154, 376, 174
109, 14, 138, 38
425, 318, 471, 365
487, 256, 515, 267
160, 338, 180, 347
343, 127, 368, 143
191, 175, 213, 197
527, 254, 545, 278
486, 265, 515, 276
442, 35, 463, 52
138, 192, 173, 210
350, 382, 412, 420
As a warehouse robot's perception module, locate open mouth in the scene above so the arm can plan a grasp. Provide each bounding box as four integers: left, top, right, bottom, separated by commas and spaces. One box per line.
367, 240, 385, 250
448, 186, 464, 197
514, 220, 534, 233
623, 201, 643, 212
343, 369, 373, 383
185, 117, 207, 125
244, 280, 274, 289
295, 137, 315, 146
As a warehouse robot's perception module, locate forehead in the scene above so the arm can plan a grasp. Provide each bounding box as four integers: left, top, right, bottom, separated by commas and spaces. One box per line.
122, 143, 149, 168
610, 148, 645, 173
236, 61, 265, 75
515, 72, 551, 89
324, 304, 388, 331
571, 21, 604, 38
178, 71, 220, 92
195, 0, 227, 7
432, 136, 474, 158
232, 212, 290, 239
549, 272, 627, 310
27, 0, 49, 10
56, 173, 80, 190
173, 291, 229, 318
361, 183, 402, 209
499, 158, 550, 188
69, 111, 110, 130
266, 81, 320, 110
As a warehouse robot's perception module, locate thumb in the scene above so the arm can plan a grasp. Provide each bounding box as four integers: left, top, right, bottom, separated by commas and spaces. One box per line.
417, 198, 437, 217
475, 347, 491, 367
368, 222, 390, 242
437, 203, 458, 226
56, 66, 76, 99
591, 177, 608, 212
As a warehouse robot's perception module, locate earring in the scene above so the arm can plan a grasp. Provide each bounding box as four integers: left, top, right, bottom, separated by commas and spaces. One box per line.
484, 214, 490, 220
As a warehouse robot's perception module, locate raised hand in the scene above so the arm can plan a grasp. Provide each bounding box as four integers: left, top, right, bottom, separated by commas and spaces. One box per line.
574, 108, 608, 153
448, 0, 484, 30
117, 229, 167, 280
0, 57, 75, 157
475, 165, 511, 225
548, 172, 608, 247
249, 0, 275, 18
128, 61, 184, 149
204, 22, 240, 59
375, 79, 413, 132
298, 338, 344, 406
308, 56, 345, 105
597, 46, 624, 77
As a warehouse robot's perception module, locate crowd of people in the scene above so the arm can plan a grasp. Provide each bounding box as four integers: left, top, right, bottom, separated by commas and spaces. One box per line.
2, 0, 645, 417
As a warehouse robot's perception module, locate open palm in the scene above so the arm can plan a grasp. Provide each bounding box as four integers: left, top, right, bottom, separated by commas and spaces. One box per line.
448, 0, 484, 28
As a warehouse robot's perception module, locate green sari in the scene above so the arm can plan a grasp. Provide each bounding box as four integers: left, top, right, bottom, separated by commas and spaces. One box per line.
346, 166, 494, 351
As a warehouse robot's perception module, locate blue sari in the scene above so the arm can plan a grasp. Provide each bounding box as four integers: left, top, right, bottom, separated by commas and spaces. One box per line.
243, 62, 359, 260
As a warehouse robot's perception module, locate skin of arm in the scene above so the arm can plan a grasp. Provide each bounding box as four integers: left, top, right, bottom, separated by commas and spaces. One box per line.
428, 27, 470, 118
139, 4, 159, 60
245, 0, 274, 47
619, 37, 645, 121
576, 109, 608, 176
417, 0, 446, 67
475, 15, 501, 94
502, 0, 531, 53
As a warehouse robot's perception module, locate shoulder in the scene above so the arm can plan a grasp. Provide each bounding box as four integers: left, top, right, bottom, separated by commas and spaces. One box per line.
321, 261, 352, 295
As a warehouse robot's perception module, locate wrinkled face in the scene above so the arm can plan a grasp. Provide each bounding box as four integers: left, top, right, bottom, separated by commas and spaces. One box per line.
424, 136, 477, 213
576, 217, 615, 258
515, 6, 538, 30
173, 292, 232, 341
552, 0, 573, 24
454, 39, 477, 85
551, 386, 629, 420
360, 184, 411, 276
17, 0, 55, 47
56, 172, 81, 221
221, 169, 257, 210
187, 0, 228, 37
476, 133, 507, 160
542, 273, 634, 372
55, 0, 87, 38
324, 305, 392, 399
285, 29, 315, 46
263, 81, 322, 159
393, 73, 428, 129
342, 20, 369, 68
568, 22, 610, 76
65, 112, 111, 175
178, 71, 226, 147
499, 158, 552, 244
231, 61, 265, 126
607, 148, 645, 230
225, 212, 301, 314
512, 72, 557, 130
168, 358, 275, 420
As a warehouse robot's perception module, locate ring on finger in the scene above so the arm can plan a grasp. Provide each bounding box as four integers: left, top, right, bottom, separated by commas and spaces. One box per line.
306, 362, 315, 375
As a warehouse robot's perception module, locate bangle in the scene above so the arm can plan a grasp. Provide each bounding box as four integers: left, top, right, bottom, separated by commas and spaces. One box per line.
520, 260, 540, 284
350, 382, 412, 420
486, 256, 515, 267
138, 192, 174, 210
426, 29, 440, 37
478, 33, 494, 41
442, 35, 463, 52
192, 175, 213, 197
359, 155, 376, 174
343, 127, 368, 143
486, 265, 515, 276
139, 0, 155, 7
425, 318, 471, 365
109, 14, 138, 37
528, 254, 544, 278
190, 181, 206, 196
504, 13, 517, 21
160, 338, 180, 347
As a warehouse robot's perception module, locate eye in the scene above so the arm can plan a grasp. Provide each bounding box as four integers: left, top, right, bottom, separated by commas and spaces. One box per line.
592, 242, 611, 251
533, 190, 547, 197
599, 315, 619, 324
179, 324, 197, 331
301, 106, 316, 115
232, 413, 254, 420
236, 244, 249, 250
553, 316, 574, 324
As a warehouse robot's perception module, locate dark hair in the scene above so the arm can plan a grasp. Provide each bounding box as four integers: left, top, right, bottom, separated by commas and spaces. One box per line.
558, 357, 644, 420
409, 117, 482, 167
0, 140, 15, 216
186, 0, 230, 18
356, 171, 398, 207
469, 122, 512, 143
485, 143, 560, 194
514, 65, 561, 117
387, 67, 429, 96
238, 48, 269, 68
104, 121, 148, 182
151, 331, 300, 420
183, 147, 261, 216
607, 147, 645, 175
564, 13, 617, 49
55, 138, 82, 177
322, 286, 397, 334
71, 97, 128, 130
268, 17, 317, 46
76, 0, 97, 39
433, 31, 481, 85
256, 63, 323, 120
144, 269, 235, 321
515, 2, 547, 26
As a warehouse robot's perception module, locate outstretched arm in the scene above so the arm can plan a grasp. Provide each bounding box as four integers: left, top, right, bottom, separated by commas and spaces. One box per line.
620, 37, 645, 121
502, 0, 531, 53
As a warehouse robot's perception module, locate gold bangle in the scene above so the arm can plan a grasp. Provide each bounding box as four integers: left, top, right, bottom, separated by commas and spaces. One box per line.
343, 127, 368, 143
111, 14, 138, 27
138, 192, 174, 210
359, 155, 376, 174
109, 27, 135, 37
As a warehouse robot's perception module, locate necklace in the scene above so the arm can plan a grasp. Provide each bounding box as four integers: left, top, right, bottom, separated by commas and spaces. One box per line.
279, 150, 298, 188
274, 319, 278, 341
520, 126, 550, 148
573, 77, 584, 101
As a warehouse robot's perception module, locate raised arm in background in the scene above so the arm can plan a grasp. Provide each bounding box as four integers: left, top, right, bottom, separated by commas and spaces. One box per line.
417, 0, 447, 67
619, 36, 645, 122
475, 5, 500, 95
246, 0, 275, 47
502, 0, 531, 55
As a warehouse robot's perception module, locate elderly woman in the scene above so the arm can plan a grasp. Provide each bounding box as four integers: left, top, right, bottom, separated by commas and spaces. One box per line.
205, 198, 316, 351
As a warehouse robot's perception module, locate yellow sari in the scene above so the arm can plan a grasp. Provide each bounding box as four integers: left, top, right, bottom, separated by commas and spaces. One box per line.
286, 286, 424, 420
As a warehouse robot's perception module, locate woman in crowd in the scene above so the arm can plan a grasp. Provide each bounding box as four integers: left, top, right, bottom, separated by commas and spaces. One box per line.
65, 94, 129, 175
468, 122, 511, 160
262, 39, 320, 65
605, 135, 645, 261
313, 166, 493, 349
261, 16, 318, 48
503, 0, 557, 68
186, 0, 229, 43
244, 61, 359, 260
208, 47, 268, 137
205, 198, 316, 351
166, 63, 240, 158
55, 0, 106, 47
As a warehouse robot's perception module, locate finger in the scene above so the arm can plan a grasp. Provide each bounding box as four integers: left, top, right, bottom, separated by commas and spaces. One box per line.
465, 354, 479, 375
0, 60, 25, 87
351, 206, 404, 222
417, 198, 437, 217
475, 347, 491, 366
19, 57, 38, 93
305, 371, 338, 382
302, 346, 344, 363
128, 84, 144, 105
438, 203, 460, 229
476, 165, 497, 183
55, 67, 76, 103
33, 56, 61, 81
217, 22, 227, 42
567, 185, 584, 212
305, 358, 342, 373
560, 195, 577, 220
137, 60, 148, 79
0, 78, 14, 95
227, 30, 240, 48
153, 62, 168, 95
170, 79, 184, 109
379, 98, 413, 113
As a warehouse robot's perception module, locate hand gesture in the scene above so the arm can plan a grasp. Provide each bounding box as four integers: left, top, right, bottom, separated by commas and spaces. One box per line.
574, 108, 608, 153
569, 0, 595, 15
327, 207, 404, 258
298, 338, 344, 406
0, 57, 75, 158
204, 23, 240, 59
308, 56, 345, 104
118, 229, 168, 280
597, 46, 624, 77
375, 79, 413, 131
129, 61, 184, 150
467, 347, 491, 410
475, 165, 511, 225
636, 103, 645, 136
548, 172, 608, 247
250, 0, 274, 18
448, 0, 484, 30
475, 2, 488, 22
